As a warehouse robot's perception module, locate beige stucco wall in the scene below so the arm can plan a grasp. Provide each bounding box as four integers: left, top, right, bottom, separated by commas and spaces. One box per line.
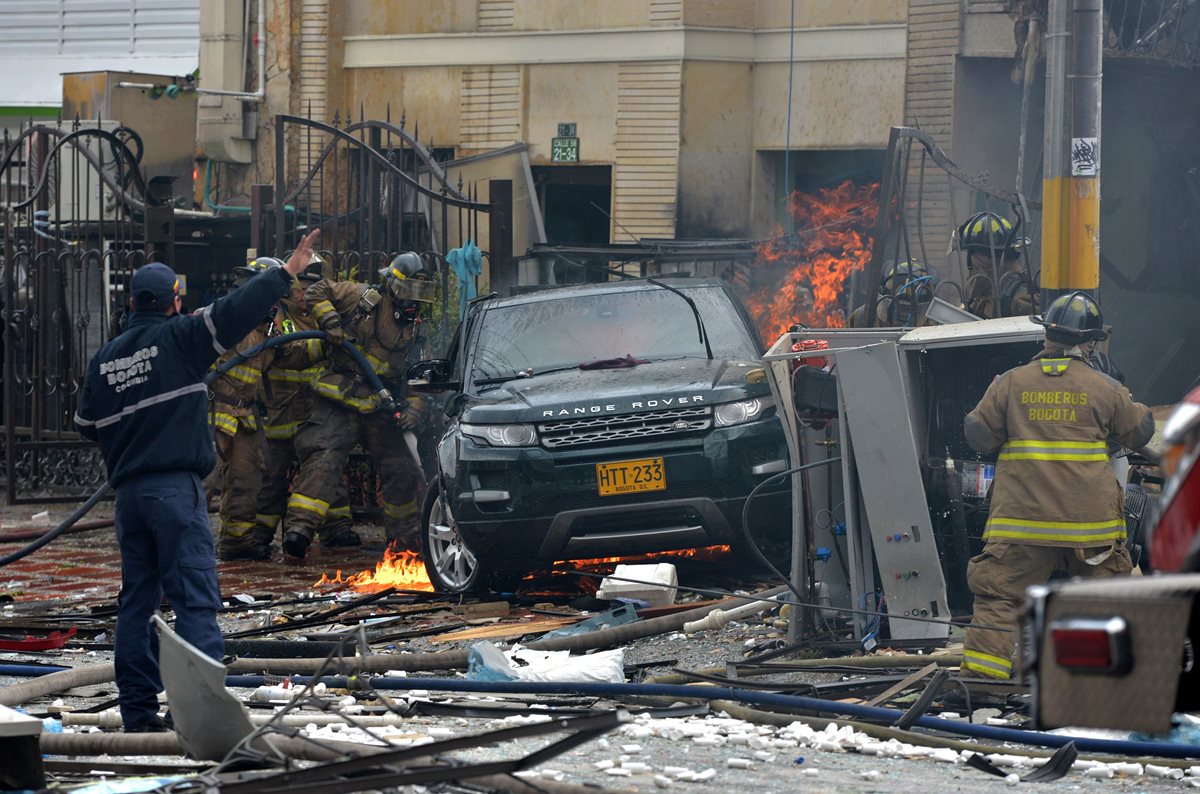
678, 61, 753, 236
511, 0, 656, 31
342, 0, 477, 36
754, 0, 906, 28
525, 63, 619, 165
753, 59, 906, 150
343, 66, 464, 145
682, 0, 755, 28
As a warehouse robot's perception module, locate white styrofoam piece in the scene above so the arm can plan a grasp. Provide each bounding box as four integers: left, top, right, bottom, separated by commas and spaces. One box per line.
595, 563, 677, 608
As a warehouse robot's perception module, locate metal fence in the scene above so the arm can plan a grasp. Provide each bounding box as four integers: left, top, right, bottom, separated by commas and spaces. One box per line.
256, 112, 496, 352
1105, 0, 1200, 67
1, 121, 153, 503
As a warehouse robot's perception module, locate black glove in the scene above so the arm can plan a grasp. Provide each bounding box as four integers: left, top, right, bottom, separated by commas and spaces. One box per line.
324, 325, 345, 345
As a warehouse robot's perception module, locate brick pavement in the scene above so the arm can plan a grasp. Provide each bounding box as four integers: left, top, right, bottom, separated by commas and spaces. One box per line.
0, 521, 394, 604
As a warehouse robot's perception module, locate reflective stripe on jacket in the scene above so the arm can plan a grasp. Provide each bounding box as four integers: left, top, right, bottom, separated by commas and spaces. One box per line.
263, 302, 325, 438
208, 325, 271, 437
964, 351, 1154, 547
304, 280, 418, 413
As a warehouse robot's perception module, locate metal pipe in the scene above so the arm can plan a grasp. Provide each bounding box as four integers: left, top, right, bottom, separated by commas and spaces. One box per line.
1067, 0, 1102, 297
1040, 0, 1070, 306
61, 710, 413, 729
0, 663, 114, 707
39, 732, 356, 762
197, 0, 266, 103
1041, 0, 1102, 304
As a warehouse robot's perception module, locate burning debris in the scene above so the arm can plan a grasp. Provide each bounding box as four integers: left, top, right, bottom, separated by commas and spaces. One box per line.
314, 545, 434, 593
741, 180, 880, 341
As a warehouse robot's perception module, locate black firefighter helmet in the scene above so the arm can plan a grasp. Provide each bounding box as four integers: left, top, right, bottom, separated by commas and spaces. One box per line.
1032, 291, 1110, 345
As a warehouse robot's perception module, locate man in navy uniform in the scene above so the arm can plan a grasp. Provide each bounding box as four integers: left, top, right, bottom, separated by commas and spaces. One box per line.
74, 231, 319, 732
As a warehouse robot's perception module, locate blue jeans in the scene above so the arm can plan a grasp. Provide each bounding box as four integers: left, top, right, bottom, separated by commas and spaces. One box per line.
114, 471, 224, 729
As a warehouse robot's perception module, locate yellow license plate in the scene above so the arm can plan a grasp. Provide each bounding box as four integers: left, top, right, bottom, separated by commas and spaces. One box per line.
596, 457, 666, 496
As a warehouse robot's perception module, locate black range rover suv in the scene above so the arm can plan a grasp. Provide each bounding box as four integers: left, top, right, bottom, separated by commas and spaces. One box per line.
408, 277, 790, 593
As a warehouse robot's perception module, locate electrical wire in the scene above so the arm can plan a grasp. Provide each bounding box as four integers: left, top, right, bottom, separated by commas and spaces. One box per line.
738, 458, 840, 606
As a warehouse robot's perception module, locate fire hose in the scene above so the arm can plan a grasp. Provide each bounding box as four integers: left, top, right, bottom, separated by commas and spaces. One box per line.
0, 331, 393, 569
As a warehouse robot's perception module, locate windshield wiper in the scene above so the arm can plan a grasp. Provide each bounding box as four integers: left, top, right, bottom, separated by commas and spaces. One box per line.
474, 355, 653, 389
473, 364, 585, 388
647, 279, 714, 360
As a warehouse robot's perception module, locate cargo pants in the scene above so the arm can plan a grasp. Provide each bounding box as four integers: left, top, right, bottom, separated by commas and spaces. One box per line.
287, 400, 422, 549
254, 435, 354, 547
212, 427, 264, 555
114, 471, 224, 730
962, 542, 1133, 679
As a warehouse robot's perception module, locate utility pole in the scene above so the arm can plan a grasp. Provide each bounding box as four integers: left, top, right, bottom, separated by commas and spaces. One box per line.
1040, 0, 1103, 306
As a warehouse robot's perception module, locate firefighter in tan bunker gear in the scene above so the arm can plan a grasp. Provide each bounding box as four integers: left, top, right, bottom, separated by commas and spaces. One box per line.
955, 211, 1040, 320
280, 253, 434, 561
251, 264, 357, 552
846, 260, 937, 328
960, 292, 1154, 679
207, 259, 280, 561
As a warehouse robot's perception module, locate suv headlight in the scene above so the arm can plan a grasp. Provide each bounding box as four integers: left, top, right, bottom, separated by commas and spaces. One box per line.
714, 396, 774, 427
461, 423, 539, 447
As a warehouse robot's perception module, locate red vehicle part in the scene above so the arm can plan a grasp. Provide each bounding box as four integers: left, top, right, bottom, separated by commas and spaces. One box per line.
1150, 386, 1200, 573
790, 338, 830, 370
0, 627, 77, 651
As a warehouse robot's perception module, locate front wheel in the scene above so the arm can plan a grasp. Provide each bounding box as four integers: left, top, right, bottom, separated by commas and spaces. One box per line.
421, 483, 488, 594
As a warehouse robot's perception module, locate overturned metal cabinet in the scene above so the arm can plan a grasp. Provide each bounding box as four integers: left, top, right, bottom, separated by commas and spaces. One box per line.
764, 317, 1044, 642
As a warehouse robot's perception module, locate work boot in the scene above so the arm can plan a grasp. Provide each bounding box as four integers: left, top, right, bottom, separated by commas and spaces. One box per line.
252, 527, 275, 549
385, 526, 421, 552
282, 530, 311, 562
320, 528, 362, 549
218, 541, 270, 562
125, 715, 168, 733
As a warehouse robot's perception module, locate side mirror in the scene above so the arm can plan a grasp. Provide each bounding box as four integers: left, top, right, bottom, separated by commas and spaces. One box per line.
407, 359, 460, 393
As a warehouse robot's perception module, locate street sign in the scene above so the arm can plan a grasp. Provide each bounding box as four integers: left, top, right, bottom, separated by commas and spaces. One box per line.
551, 137, 579, 162
557, 122, 577, 137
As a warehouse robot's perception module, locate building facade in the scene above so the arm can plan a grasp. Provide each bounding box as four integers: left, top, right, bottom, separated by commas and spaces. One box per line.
215, 0, 907, 249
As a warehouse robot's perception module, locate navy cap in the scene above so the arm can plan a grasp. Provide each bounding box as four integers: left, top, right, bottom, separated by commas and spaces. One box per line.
131, 262, 180, 309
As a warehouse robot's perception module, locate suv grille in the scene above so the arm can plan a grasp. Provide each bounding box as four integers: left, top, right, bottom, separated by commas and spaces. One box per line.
539, 406, 712, 449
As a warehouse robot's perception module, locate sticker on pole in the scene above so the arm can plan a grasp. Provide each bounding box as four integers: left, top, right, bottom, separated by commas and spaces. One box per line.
1071, 138, 1099, 176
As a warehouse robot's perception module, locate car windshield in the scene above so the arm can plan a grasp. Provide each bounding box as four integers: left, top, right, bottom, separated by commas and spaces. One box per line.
470, 284, 759, 382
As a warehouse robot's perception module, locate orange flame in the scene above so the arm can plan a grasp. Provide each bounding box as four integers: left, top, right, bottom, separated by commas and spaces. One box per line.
314, 545, 434, 593
742, 180, 880, 343
554, 544, 732, 570
518, 545, 733, 596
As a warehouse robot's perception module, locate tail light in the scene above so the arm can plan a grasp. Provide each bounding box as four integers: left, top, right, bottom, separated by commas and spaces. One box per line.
1050, 617, 1131, 674
1151, 386, 1200, 572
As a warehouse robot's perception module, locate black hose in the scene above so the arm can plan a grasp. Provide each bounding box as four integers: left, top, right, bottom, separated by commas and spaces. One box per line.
0, 482, 112, 567
739, 457, 842, 605
0, 330, 392, 568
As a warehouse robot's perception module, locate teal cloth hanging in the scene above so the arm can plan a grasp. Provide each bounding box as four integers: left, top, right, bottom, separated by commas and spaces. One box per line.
446, 240, 482, 318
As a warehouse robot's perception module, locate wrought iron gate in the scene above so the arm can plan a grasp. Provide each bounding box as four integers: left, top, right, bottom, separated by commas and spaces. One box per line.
258, 112, 496, 349
2, 122, 155, 503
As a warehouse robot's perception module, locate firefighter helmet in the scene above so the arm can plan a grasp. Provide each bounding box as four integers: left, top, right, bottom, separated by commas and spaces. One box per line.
879, 259, 936, 325
380, 252, 436, 305
233, 256, 284, 287
1032, 291, 1110, 344
880, 259, 934, 298
955, 211, 1027, 255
